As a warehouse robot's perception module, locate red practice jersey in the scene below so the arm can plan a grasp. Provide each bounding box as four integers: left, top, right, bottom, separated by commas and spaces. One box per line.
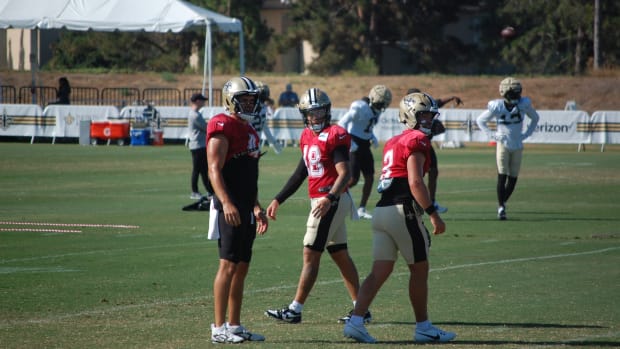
207, 113, 261, 209
299, 124, 351, 198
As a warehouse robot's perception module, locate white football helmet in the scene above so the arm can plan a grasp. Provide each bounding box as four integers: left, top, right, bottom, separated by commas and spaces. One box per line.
368, 85, 392, 112
222, 76, 261, 122
298, 88, 332, 132
399, 92, 438, 135
499, 77, 522, 104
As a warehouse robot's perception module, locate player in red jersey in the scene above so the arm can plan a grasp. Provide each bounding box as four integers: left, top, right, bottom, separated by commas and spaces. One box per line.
265, 88, 370, 325
344, 92, 455, 344
207, 76, 268, 344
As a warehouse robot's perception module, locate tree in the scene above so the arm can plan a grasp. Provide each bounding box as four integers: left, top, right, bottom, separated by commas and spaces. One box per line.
197, 0, 273, 73
492, 0, 619, 74
276, 0, 481, 75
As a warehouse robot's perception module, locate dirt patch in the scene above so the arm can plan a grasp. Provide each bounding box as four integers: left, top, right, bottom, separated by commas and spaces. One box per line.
2, 70, 619, 113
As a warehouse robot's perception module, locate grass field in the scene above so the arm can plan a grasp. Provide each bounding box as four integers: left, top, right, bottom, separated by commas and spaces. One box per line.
1, 141, 619, 348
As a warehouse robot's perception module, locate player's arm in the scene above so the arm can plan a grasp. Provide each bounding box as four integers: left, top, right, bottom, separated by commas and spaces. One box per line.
476, 109, 494, 139
436, 96, 463, 108
522, 102, 540, 139
274, 158, 307, 204
407, 151, 445, 235
207, 134, 241, 227
337, 109, 354, 129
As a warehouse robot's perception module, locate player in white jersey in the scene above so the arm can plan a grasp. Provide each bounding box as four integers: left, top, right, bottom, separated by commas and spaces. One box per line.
338, 85, 392, 219
476, 77, 539, 220
251, 81, 282, 154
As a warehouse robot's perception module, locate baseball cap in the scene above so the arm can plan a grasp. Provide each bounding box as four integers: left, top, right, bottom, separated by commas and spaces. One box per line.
190, 93, 207, 102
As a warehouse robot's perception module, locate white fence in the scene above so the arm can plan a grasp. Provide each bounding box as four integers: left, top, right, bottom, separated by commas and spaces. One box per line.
1, 104, 619, 149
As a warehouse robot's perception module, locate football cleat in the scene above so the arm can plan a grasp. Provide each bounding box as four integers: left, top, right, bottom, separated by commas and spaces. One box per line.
265, 307, 302, 324
190, 192, 203, 200
211, 324, 244, 344
357, 207, 373, 220
414, 325, 456, 343
498, 206, 507, 220
228, 324, 265, 341
338, 310, 372, 324
344, 321, 377, 343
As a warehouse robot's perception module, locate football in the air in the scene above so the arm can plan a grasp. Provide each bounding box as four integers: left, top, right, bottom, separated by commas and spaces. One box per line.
501, 26, 516, 39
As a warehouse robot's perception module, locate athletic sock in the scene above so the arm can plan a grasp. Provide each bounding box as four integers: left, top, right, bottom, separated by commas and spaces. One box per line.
289, 300, 303, 313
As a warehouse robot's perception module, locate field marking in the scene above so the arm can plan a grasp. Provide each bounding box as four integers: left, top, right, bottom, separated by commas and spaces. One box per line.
0, 221, 140, 229
0, 228, 82, 233
0, 266, 81, 274
0, 246, 617, 329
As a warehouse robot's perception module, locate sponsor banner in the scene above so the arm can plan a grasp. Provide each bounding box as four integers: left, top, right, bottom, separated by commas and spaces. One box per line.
1, 104, 618, 147
0, 104, 47, 139
44, 105, 119, 138
590, 111, 620, 144
119, 106, 225, 140
525, 110, 590, 144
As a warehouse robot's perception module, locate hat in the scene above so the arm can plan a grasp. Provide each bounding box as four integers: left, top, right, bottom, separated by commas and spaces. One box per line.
190, 93, 207, 102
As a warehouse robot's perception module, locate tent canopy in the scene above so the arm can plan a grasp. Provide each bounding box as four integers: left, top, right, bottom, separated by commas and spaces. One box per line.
0, 0, 245, 105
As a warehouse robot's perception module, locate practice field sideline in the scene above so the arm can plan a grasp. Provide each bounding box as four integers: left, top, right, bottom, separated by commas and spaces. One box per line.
0, 143, 618, 348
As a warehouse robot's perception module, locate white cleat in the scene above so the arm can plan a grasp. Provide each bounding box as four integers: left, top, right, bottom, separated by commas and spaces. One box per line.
344, 321, 376, 343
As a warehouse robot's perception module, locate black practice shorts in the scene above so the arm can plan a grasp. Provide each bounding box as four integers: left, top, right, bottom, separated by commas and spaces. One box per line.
350, 144, 375, 179
217, 210, 256, 263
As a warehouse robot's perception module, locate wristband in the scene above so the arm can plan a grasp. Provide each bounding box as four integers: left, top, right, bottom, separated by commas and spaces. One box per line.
326, 193, 338, 202
424, 205, 437, 215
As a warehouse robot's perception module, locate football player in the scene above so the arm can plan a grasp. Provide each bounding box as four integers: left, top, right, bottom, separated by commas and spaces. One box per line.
476, 77, 540, 220
252, 81, 282, 154
343, 92, 456, 344
407, 87, 464, 214
265, 88, 370, 325
207, 76, 268, 344
338, 85, 392, 219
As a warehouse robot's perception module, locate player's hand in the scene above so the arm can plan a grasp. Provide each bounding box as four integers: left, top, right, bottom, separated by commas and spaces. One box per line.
454, 96, 463, 106
255, 208, 268, 235
266, 200, 279, 220
429, 213, 446, 235
222, 202, 241, 227
311, 197, 332, 218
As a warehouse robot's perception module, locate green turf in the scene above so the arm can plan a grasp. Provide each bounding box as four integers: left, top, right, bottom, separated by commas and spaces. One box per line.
1, 142, 619, 348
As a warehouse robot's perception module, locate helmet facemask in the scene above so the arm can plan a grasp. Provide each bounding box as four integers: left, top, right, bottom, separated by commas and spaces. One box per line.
304, 107, 330, 133
232, 92, 260, 122
415, 110, 439, 136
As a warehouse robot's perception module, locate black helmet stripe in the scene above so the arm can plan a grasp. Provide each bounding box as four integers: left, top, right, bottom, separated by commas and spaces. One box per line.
309, 88, 318, 106
240, 76, 256, 90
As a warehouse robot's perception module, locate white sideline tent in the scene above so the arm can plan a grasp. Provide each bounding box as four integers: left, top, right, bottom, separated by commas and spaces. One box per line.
0, 0, 244, 106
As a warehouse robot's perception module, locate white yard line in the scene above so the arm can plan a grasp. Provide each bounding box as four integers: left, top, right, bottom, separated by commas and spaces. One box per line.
0, 221, 139, 229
